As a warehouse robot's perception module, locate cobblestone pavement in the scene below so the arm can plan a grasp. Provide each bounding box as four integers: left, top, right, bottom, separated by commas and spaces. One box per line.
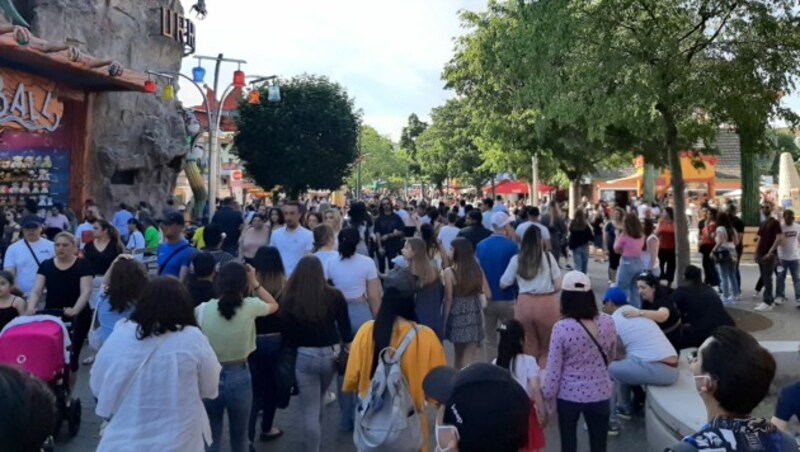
58, 255, 796, 451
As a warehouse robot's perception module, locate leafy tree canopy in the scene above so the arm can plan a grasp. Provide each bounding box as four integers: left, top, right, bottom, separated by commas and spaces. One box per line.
347, 125, 408, 190
234, 74, 361, 199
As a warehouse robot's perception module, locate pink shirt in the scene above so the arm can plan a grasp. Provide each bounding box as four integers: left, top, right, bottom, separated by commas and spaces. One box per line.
614, 234, 645, 258
542, 315, 617, 403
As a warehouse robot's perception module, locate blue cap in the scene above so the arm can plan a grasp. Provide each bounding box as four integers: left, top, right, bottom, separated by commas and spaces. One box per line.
603, 287, 628, 305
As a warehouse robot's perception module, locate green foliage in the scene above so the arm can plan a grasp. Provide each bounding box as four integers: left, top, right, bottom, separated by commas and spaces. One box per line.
347, 125, 407, 190
234, 74, 361, 199
399, 114, 428, 175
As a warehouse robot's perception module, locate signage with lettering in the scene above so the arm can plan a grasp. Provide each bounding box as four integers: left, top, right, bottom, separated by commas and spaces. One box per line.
160, 7, 196, 56
0, 70, 64, 133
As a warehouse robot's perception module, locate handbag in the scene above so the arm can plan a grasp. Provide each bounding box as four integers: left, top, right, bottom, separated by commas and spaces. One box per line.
275, 346, 299, 409
334, 343, 350, 375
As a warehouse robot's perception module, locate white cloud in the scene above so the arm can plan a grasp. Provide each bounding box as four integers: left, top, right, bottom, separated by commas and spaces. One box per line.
177, 0, 488, 141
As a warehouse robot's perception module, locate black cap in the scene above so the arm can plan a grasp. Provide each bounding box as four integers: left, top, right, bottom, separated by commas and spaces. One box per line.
423, 364, 529, 451
160, 211, 185, 226
20, 215, 43, 229
382, 267, 417, 297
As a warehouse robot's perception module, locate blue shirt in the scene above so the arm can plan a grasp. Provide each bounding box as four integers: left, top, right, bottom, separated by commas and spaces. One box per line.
95, 291, 134, 347
157, 240, 194, 278
112, 209, 134, 240
476, 235, 519, 302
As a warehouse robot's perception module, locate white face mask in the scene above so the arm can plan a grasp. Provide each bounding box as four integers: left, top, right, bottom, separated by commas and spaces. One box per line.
434, 424, 459, 452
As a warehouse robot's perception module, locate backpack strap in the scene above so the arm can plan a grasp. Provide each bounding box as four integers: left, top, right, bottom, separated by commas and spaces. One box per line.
392, 325, 418, 362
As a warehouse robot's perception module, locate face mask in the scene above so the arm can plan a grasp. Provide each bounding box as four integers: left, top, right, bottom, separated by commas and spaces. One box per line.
435, 424, 459, 452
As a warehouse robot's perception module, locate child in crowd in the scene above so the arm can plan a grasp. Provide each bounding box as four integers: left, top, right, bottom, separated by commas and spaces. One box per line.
493, 319, 547, 452
0, 271, 24, 330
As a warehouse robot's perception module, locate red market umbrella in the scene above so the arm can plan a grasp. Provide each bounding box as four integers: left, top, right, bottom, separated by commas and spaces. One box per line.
483, 180, 556, 195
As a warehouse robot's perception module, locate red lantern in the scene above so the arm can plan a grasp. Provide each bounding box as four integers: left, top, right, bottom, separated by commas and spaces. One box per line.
144, 80, 156, 94
233, 70, 245, 88
247, 89, 261, 105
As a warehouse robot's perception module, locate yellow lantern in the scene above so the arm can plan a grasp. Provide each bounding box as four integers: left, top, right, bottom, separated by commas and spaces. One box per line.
163, 84, 175, 101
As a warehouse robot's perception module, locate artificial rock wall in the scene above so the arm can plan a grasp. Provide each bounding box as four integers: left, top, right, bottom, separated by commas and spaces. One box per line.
15, 0, 188, 215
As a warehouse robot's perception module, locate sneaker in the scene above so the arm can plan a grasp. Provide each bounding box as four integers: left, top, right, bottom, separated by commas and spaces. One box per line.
775, 297, 786, 306
752, 292, 761, 300
614, 407, 634, 421
754, 302, 774, 312
324, 391, 337, 405
722, 297, 736, 306
608, 420, 621, 436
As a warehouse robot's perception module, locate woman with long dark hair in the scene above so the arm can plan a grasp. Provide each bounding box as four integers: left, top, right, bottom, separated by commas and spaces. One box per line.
91, 277, 221, 451
402, 237, 445, 338
247, 246, 286, 443
343, 284, 446, 450
614, 213, 646, 308
625, 272, 683, 350
346, 202, 372, 257
444, 237, 491, 368
604, 207, 625, 284
712, 211, 740, 303
280, 256, 351, 452
373, 198, 405, 274
196, 262, 279, 452
268, 208, 285, 235
501, 225, 561, 367
493, 319, 547, 452
568, 208, 594, 274
543, 271, 617, 450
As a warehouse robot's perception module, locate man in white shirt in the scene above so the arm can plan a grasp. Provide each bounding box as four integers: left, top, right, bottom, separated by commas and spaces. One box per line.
75, 204, 101, 250
271, 201, 314, 275
773, 209, 800, 304
602, 287, 678, 429
394, 199, 414, 237
4, 217, 55, 299
514, 206, 551, 250
437, 212, 461, 257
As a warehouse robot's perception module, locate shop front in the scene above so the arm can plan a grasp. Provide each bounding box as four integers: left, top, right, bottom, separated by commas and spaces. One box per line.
0, 25, 147, 214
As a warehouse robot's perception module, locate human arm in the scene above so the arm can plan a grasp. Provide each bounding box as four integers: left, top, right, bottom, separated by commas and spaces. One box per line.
247, 264, 279, 313
622, 306, 670, 323
529, 375, 548, 428
342, 323, 370, 394
64, 275, 92, 317
541, 323, 563, 400
12, 296, 25, 315
25, 275, 46, 315
647, 236, 659, 268
366, 277, 381, 316
499, 256, 518, 289
179, 266, 190, 284
443, 268, 454, 327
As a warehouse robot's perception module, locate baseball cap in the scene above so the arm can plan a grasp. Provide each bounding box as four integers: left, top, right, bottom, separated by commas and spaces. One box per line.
20, 215, 43, 229
423, 364, 529, 451
561, 270, 592, 292
602, 286, 627, 305
490, 211, 512, 229
160, 211, 185, 226
383, 267, 417, 297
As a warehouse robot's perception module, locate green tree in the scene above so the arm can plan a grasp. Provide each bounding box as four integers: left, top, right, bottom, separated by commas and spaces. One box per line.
399, 113, 428, 175
347, 125, 407, 190
235, 75, 361, 199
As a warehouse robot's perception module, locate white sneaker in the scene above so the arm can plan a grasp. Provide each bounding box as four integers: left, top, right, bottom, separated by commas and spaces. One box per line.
324, 391, 337, 405
754, 302, 774, 312
775, 297, 786, 306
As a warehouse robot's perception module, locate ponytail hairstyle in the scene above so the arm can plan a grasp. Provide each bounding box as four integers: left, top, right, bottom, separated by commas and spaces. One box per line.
313, 224, 335, 252
338, 227, 360, 259
95, 219, 124, 253
216, 262, 249, 320
495, 319, 526, 372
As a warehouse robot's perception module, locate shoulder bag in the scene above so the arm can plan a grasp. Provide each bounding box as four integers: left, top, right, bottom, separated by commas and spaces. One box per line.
157, 243, 190, 275
576, 319, 608, 367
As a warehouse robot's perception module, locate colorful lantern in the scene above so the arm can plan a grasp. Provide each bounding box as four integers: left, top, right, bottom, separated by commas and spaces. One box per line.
144, 80, 156, 94
247, 89, 261, 105
192, 65, 206, 83
163, 84, 175, 101
268, 84, 281, 102
233, 70, 246, 88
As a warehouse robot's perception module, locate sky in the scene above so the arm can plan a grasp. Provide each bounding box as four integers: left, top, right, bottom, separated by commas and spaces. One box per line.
175, 0, 800, 141
176, 0, 488, 141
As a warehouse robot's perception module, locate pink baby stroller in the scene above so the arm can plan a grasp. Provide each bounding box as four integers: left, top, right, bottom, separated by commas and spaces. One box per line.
0, 314, 81, 440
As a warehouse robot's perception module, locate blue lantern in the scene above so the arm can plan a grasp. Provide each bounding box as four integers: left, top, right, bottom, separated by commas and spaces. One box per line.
192, 65, 206, 83
268, 83, 281, 102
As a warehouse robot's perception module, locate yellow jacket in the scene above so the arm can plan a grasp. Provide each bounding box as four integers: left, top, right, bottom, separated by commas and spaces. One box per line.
343, 319, 447, 451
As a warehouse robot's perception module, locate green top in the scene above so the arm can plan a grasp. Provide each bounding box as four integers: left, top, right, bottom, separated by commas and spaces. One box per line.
144, 226, 160, 249
195, 297, 274, 362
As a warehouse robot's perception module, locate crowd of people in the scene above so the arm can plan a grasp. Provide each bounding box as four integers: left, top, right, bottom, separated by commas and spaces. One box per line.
0, 192, 797, 452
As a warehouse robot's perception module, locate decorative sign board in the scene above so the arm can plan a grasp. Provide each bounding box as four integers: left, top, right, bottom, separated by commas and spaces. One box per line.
0, 69, 64, 133
160, 7, 196, 56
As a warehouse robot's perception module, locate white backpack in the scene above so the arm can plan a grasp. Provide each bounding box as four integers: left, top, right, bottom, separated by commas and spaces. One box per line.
353, 326, 423, 452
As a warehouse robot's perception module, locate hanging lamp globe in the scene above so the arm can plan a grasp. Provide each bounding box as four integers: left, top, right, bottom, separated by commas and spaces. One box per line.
192, 65, 206, 83
268, 84, 281, 102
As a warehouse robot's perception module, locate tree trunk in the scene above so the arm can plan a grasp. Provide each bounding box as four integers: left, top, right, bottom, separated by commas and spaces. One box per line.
569, 177, 580, 218
739, 129, 761, 226
643, 163, 656, 203
659, 104, 690, 284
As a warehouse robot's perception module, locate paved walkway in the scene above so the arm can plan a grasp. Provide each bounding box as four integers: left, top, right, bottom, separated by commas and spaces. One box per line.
58, 255, 798, 451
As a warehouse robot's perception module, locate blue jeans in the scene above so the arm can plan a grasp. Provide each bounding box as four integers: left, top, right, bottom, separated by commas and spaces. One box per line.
338, 300, 373, 431
205, 363, 252, 452
616, 256, 644, 308
608, 356, 678, 423
297, 347, 336, 452
718, 258, 740, 299
248, 334, 282, 442
572, 244, 590, 274
776, 259, 800, 301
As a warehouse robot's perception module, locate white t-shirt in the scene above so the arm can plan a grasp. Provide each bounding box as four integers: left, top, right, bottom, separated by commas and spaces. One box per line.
328, 254, 379, 299
420, 215, 431, 225
482, 211, 493, 230
515, 221, 551, 242
75, 221, 94, 250
270, 226, 314, 276
715, 226, 736, 252
314, 250, 339, 279
778, 223, 800, 261
500, 253, 560, 294
3, 238, 55, 296
637, 203, 649, 220
611, 305, 677, 362
395, 209, 413, 227
492, 355, 539, 398
437, 225, 460, 255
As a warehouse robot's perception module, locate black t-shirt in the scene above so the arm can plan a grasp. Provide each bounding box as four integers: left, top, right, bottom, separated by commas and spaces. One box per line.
211, 207, 244, 252
83, 241, 121, 276
37, 258, 93, 310
186, 279, 218, 307
642, 287, 681, 331
732, 216, 745, 251
373, 213, 405, 253
568, 227, 594, 249
280, 291, 352, 347
671, 283, 735, 333
457, 225, 492, 251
